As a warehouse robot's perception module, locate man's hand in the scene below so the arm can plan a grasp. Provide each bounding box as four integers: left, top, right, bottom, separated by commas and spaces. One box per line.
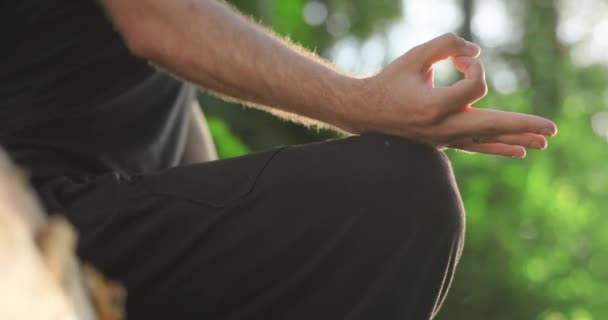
341, 33, 557, 158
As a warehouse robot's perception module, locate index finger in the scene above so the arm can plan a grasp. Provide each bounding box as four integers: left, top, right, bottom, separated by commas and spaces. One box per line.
438, 108, 558, 140
406, 33, 481, 73
433, 56, 488, 115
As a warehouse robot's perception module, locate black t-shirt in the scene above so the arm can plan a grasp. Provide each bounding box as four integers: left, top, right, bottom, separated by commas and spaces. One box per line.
0, 0, 192, 180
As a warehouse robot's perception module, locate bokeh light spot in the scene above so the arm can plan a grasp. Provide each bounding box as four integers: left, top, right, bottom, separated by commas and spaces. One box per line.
303, 1, 328, 26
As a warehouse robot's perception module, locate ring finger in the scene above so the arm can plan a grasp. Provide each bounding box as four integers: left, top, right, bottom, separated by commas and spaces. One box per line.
449, 142, 527, 158
469, 133, 547, 150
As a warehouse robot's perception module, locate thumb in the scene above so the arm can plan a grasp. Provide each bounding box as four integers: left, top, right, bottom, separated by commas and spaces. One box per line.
404, 33, 480, 73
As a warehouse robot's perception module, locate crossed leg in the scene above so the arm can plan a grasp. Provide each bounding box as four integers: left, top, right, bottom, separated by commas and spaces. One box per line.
38, 134, 465, 320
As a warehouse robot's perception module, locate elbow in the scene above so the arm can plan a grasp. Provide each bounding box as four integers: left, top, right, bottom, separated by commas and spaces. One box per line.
121, 22, 159, 60
112, 9, 172, 61
100, 1, 174, 61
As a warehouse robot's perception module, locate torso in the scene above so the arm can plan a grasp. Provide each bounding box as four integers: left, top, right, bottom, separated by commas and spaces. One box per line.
0, 0, 192, 181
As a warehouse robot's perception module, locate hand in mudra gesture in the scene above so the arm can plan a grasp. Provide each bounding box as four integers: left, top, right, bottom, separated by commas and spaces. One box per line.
344, 33, 557, 158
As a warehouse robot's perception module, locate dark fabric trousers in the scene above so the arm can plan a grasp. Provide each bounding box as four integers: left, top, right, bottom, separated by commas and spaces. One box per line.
37, 134, 465, 320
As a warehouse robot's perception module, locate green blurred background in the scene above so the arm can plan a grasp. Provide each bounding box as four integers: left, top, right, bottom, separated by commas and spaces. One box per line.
201, 0, 608, 319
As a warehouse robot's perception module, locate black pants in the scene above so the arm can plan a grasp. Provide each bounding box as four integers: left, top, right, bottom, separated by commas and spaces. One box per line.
38, 134, 465, 320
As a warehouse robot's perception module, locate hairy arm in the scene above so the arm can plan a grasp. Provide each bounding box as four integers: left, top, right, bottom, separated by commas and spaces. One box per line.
99, 0, 557, 157
100, 0, 356, 129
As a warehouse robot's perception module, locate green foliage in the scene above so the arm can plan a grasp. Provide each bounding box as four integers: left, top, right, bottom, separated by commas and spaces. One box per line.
203, 0, 608, 318
206, 117, 249, 158
442, 73, 608, 318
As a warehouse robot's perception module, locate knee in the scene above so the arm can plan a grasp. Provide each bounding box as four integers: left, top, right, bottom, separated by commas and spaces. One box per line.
273, 133, 464, 238
333, 134, 465, 237
348, 133, 450, 179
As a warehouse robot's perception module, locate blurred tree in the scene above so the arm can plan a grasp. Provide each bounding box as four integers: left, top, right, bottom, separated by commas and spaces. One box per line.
520, 0, 564, 117
460, 0, 474, 41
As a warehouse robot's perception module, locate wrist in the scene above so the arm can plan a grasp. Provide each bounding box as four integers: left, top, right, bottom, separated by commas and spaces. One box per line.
323, 74, 370, 134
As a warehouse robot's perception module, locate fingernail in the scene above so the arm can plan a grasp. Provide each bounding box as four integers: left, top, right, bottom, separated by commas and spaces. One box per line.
532, 142, 542, 149
465, 41, 480, 53
513, 149, 527, 158
541, 128, 557, 136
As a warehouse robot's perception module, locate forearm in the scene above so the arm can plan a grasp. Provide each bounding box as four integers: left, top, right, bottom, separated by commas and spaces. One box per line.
101, 0, 361, 129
